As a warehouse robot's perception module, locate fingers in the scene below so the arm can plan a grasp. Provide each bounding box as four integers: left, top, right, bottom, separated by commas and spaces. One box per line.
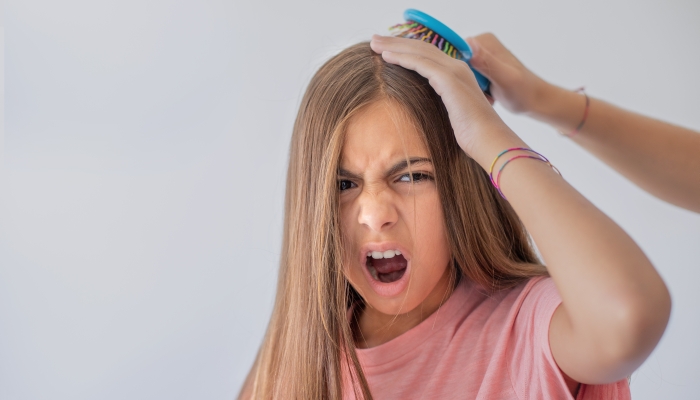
379, 50, 458, 96
463, 33, 547, 114
371, 35, 478, 86
467, 33, 517, 62
464, 36, 499, 81
465, 33, 524, 81
371, 35, 443, 59
371, 35, 466, 72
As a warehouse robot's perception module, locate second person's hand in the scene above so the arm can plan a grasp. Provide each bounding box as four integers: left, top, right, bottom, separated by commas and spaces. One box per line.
465, 33, 551, 116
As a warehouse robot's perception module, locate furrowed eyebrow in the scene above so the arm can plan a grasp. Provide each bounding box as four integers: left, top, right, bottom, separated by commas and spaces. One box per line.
385, 157, 432, 177
337, 157, 432, 180
338, 168, 362, 180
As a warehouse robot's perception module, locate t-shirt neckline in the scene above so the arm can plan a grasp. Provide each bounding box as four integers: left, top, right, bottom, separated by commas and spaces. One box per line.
354, 278, 475, 367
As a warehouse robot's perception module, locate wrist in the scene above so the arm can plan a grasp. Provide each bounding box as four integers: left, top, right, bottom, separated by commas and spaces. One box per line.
526, 81, 564, 120
460, 121, 528, 170
527, 82, 587, 132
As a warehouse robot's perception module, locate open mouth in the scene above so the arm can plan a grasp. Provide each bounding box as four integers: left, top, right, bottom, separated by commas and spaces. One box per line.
366, 249, 408, 283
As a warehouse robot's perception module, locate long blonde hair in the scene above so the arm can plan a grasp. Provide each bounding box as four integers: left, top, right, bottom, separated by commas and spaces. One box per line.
245, 42, 546, 400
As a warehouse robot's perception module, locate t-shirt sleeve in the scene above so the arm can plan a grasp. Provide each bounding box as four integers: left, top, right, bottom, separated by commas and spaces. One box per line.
507, 277, 631, 400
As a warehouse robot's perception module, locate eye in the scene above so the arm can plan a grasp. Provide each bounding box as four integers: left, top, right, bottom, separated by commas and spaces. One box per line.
398, 172, 433, 183
339, 180, 357, 191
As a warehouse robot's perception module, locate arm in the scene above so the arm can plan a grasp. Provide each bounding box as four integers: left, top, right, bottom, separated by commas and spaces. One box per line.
371, 35, 671, 384
466, 33, 700, 213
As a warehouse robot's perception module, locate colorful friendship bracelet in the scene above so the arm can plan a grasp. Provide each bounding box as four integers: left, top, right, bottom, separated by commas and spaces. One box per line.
488, 147, 551, 185
488, 147, 561, 200
562, 87, 589, 137
494, 155, 561, 199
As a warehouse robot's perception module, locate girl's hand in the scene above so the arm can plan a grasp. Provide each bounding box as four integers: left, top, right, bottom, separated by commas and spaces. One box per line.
370, 35, 521, 163
465, 33, 550, 116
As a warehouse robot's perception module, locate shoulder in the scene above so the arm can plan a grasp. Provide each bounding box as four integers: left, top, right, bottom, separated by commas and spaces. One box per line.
507, 276, 561, 349
502, 277, 572, 396
475, 275, 560, 325
455, 275, 560, 354
518, 276, 561, 319
503, 276, 632, 399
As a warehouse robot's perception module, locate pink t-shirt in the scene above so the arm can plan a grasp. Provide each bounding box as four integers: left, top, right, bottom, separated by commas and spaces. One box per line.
343, 276, 631, 399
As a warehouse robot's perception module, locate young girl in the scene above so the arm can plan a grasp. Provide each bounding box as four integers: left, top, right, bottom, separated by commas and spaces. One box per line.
239, 36, 671, 399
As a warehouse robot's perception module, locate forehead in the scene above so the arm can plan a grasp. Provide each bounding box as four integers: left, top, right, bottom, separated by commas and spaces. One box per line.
341, 100, 429, 170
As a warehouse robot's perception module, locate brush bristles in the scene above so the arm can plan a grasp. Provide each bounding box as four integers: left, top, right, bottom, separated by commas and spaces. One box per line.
389, 21, 461, 59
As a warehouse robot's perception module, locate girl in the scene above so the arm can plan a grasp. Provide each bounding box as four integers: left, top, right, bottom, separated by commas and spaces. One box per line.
239, 36, 671, 399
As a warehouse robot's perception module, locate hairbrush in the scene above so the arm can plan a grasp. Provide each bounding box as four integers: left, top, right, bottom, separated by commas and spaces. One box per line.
390, 9, 491, 94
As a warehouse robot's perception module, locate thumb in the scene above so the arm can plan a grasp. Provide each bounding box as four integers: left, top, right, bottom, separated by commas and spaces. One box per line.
466, 34, 511, 82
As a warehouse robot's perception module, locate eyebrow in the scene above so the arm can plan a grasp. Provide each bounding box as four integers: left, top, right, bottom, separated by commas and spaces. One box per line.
338, 157, 433, 180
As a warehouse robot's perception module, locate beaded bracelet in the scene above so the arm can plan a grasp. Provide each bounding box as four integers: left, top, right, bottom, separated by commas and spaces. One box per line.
562, 87, 589, 137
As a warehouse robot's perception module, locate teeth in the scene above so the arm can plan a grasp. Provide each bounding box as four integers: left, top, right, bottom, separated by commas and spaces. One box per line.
369, 250, 401, 259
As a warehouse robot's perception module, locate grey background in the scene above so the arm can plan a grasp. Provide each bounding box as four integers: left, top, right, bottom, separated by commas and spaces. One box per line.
1, 0, 699, 399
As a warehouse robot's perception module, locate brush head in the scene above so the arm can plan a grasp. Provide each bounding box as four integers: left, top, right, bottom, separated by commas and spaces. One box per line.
390, 21, 464, 60
389, 9, 490, 93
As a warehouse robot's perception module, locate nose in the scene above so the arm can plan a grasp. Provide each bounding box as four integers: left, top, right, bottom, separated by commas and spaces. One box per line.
357, 187, 398, 232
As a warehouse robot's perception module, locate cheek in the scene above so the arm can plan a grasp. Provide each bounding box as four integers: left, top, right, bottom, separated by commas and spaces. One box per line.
339, 204, 361, 281
339, 204, 355, 255
412, 195, 451, 273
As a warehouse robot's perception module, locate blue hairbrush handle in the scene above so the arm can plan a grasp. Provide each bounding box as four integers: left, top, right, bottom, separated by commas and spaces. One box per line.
403, 9, 491, 93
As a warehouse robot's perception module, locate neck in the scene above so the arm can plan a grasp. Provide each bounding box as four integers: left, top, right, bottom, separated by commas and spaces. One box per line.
354, 268, 457, 349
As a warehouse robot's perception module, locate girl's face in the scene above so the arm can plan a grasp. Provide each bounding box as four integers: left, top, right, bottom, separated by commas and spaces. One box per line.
339, 100, 453, 317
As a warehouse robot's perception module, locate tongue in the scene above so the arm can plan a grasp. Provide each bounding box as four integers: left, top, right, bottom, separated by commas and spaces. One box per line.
372, 254, 407, 274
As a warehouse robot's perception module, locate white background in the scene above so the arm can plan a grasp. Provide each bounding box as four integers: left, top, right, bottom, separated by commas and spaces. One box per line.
1, 1, 699, 399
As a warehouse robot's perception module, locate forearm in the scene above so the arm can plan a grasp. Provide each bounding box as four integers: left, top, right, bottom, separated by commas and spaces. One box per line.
531, 83, 700, 212
469, 126, 671, 381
